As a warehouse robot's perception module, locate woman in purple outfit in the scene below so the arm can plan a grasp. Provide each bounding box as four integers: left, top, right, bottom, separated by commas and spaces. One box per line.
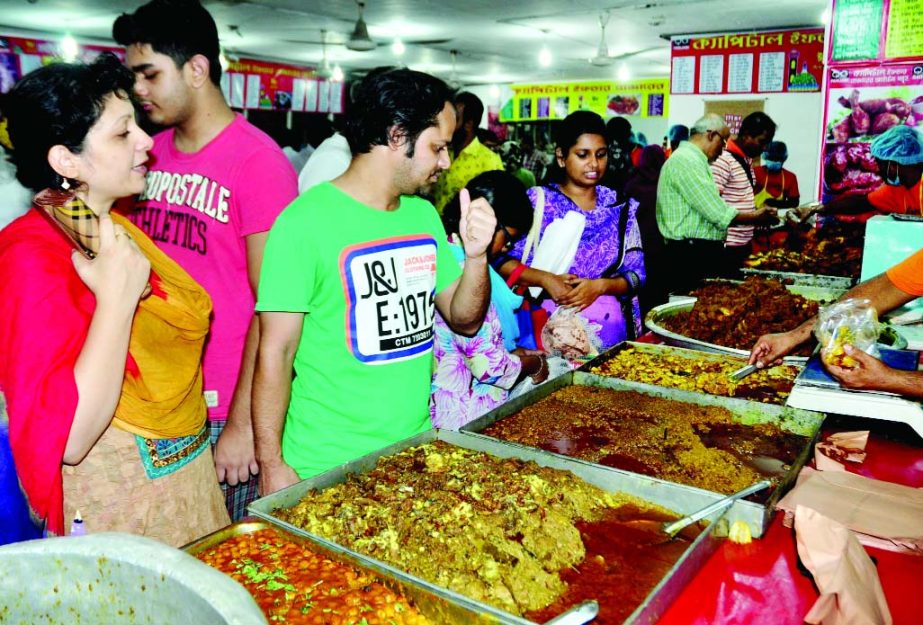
497, 111, 646, 348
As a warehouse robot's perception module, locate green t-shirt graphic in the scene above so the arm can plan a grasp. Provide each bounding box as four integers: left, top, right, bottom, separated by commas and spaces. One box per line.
257, 183, 462, 478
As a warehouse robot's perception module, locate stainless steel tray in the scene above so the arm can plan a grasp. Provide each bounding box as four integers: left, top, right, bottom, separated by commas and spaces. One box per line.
645, 299, 809, 363
461, 371, 823, 537
579, 340, 801, 404
740, 268, 856, 290
249, 429, 735, 625
184, 520, 497, 625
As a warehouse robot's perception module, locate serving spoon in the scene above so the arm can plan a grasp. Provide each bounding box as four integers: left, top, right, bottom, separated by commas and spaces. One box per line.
625, 480, 772, 543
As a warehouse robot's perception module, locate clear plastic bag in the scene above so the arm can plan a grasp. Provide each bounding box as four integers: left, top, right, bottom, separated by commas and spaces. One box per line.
813, 298, 880, 369
540, 307, 602, 360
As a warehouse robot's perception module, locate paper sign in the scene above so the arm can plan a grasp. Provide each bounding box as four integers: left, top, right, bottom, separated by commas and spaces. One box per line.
831, 0, 884, 61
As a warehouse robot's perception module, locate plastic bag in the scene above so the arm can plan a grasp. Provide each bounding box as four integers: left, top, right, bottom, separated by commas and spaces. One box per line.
813, 298, 880, 368
540, 307, 602, 360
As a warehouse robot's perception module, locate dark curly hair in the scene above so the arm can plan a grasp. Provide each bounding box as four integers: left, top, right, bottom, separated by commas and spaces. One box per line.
113, 0, 222, 86
3, 52, 135, 192
442, 170, 533, 239
343, 67, 452, 157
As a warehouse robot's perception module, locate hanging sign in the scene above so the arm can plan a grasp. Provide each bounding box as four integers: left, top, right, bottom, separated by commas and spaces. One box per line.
222, 57, 342, 113
0, 35, 124, 93
670, 28, 824, 95
502, 78, 669, 123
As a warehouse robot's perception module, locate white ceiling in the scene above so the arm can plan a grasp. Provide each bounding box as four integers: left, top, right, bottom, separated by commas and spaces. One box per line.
0, 0, 829, 86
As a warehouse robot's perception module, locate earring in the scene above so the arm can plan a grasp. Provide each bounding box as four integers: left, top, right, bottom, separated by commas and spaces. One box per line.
61, 179, 70, 191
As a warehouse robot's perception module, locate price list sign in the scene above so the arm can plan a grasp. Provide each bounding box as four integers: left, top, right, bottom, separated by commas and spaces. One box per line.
885, 0, 923, 59
832, 0, 884, 61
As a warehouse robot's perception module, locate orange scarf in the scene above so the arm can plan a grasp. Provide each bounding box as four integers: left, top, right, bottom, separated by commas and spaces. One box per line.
110, 214, 212, 439
32, 191, 212, 438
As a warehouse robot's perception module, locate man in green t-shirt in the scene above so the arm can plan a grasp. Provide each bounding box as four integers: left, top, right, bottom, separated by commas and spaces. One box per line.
253, 68, 496, 494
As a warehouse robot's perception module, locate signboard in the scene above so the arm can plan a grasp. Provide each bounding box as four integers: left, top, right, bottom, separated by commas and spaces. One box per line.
820, 63, 923, 202
0, 35, 124, 93
830, 0, 923, 62
703, 99, 766, 136
821, 0, 923, 201
885, 0, 923, 60
831, 0, 885, 61
222, 57, 341, 113
503, 78, 668, 123
670, 28, 824, 95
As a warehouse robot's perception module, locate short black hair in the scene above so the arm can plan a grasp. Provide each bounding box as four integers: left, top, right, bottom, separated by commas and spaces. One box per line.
113, 0, 222, 86
555, 110, 607, 155
739, 111, 776, 139
343, 67, 452, 157
455, 91, 485, 128
605, 116, 632, 143
476, 128, 499, 145
442, 170, 532, 238
3, 52, 135, 192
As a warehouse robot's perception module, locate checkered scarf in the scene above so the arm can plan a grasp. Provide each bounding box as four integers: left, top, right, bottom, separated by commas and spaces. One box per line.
32, 188, 99, 258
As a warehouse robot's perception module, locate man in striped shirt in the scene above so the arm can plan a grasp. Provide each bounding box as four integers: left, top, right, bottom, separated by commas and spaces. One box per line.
711, 112, 777, 273
656, 114, 775, 295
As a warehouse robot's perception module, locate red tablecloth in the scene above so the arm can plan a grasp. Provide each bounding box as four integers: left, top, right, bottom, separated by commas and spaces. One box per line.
658, 420, 923, 625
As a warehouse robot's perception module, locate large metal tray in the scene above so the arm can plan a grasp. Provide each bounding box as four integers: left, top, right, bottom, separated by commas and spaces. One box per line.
647, 280, 847, 363
580, 340, 801, 404
645, 299, 808, 363
740, 267, 856, 290
184, 520, 498, 625
461, 371, 824, 537
249, 429, 736, 625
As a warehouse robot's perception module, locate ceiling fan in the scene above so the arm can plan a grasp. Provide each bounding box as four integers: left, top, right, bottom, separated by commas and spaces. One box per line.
281, 1, 452, 51
589, 12, 616, 66
586, 11, 661, 66
315, 30, 333, 78
345, 1, 376, 51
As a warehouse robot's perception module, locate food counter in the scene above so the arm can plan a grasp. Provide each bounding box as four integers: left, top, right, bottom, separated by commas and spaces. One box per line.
248, 429, 739, 625
658, 417, 923, 625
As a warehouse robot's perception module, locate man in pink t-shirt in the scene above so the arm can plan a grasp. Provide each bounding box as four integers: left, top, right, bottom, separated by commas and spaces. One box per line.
114, 0, 298, 520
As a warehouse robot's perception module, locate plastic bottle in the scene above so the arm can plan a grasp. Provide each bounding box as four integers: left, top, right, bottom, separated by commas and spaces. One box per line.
69, 510, 86, 537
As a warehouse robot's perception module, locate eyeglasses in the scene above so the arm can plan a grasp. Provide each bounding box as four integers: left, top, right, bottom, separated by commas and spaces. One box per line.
496, 222, 522, 251
710, 130, 729, 145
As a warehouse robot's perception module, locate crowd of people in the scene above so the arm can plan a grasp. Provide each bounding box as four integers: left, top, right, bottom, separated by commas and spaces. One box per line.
1, 0, 922, 550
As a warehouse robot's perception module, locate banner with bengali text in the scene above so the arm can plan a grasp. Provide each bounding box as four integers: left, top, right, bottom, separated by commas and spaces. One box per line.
502, 78, 668, 123
670, 28, 824, 95
222, 57, 343, 114
0, 35, 124, 93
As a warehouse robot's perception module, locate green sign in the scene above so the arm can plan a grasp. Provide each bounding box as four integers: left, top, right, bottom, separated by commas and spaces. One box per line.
832, 0, 883, 61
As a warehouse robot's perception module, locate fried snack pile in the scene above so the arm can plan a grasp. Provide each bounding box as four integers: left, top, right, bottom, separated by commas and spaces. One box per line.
822, 326, 859, 368
589, 346, 800, 404
484, 386, 807, 496
274, 442, 669, 616
744, 221, 863, 278
662, 277, 819, 355
196, 527, 429, 625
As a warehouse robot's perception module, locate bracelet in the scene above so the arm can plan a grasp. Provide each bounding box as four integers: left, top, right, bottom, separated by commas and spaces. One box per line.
506, 264, 527, 287
530, 355, 548, 383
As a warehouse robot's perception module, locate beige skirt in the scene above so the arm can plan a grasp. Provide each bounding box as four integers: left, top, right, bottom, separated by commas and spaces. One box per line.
62, 425, 230, 547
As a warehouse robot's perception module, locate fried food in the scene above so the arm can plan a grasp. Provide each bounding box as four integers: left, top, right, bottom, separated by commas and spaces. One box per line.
589, 346, 800, 404
822, 326, 859, 368
196, 527, 428, 625
744, 221, 863, 278
661, 277, 819, 355
484, 386, 807, 495
273, 441, 678, 617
